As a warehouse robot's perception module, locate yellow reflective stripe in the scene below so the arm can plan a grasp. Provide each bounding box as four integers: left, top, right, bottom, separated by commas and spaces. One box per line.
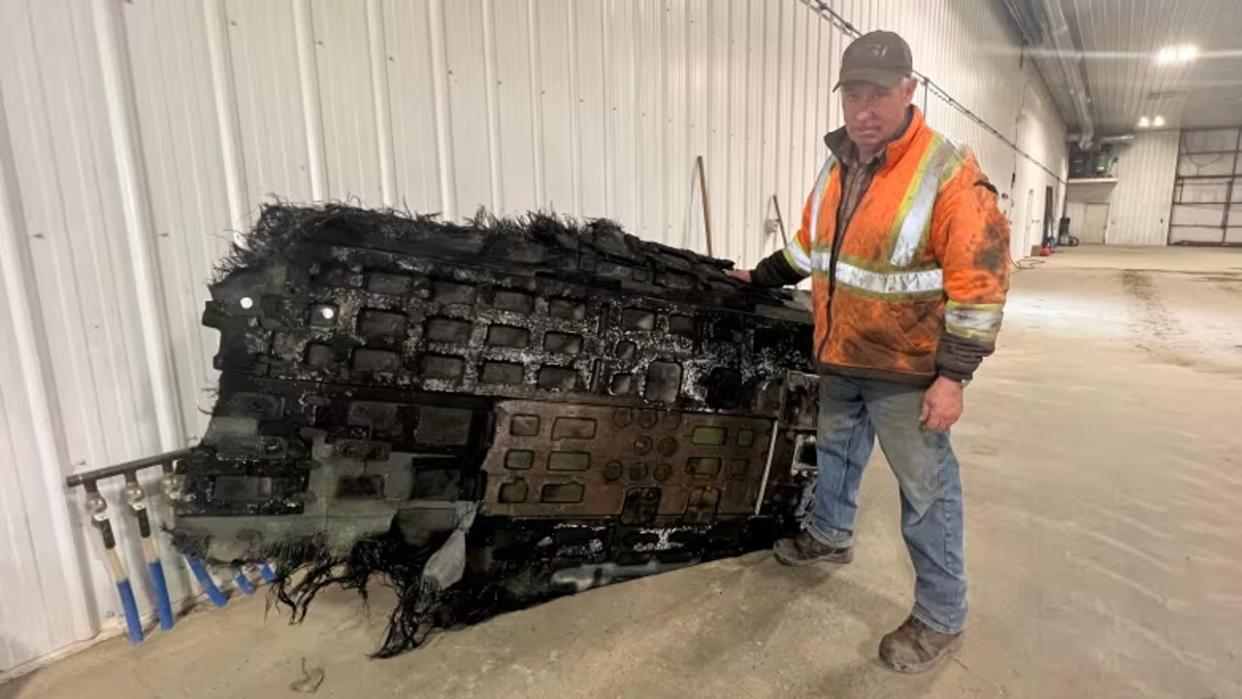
838, 252, 939, 274
807, 156, 836, 247
833, 260, 943, 296
890, 137, 954, 268
945, 301, 1004, 343
783, 243, 812, 274
886, 136, 940, 264
938, 151, 968, 194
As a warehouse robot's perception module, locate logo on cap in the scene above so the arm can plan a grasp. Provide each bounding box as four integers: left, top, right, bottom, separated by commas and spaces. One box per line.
867, 43, 889, 59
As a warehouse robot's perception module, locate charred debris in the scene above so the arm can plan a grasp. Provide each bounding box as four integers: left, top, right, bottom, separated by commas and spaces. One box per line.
172, 204, 819, 656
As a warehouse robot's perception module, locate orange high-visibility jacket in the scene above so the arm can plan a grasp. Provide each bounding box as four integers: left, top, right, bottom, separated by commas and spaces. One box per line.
761, 107, 1010, 384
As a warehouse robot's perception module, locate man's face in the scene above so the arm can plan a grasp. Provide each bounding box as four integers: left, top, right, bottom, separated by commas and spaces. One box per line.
841, 78, 917, 152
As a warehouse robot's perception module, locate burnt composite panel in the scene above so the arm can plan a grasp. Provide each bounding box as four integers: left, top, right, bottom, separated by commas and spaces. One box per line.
174, 204, 819, 656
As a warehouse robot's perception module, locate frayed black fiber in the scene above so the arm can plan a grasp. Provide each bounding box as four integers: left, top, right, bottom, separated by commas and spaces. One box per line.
261, 528, 443, 659
213, 201, 453, 282
213, 202, 735, 284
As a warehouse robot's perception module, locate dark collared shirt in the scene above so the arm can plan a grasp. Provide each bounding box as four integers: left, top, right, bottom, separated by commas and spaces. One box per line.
836, 147, 885, 235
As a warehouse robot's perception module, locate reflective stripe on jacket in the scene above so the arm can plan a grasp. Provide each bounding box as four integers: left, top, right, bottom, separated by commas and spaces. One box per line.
778, 107, 1010, 384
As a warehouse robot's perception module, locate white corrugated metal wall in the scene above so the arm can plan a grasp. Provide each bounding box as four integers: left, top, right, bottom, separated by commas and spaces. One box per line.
0, 0, 1065, 674
1110, 131, 1180, 245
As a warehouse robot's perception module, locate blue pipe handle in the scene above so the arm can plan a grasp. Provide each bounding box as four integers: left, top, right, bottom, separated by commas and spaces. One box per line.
258, 563, 278, 583
186, 556, 228, 608
148, 559, 175, 629
116, 578, 144, 644
234, 571, 257, 596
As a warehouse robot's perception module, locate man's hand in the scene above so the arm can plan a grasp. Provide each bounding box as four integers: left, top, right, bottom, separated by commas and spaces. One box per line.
726, 269, 752, 283
920, 376, 964, 431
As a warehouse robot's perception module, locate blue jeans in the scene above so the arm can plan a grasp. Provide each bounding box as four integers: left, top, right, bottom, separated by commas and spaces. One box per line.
805, 374, 968, 634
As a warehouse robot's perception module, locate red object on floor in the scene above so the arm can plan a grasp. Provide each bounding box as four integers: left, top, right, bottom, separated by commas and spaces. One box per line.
1039, 244, 1052, 256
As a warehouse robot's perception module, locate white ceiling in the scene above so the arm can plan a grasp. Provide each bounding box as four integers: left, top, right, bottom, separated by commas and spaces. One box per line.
1060, 0, 1242, 135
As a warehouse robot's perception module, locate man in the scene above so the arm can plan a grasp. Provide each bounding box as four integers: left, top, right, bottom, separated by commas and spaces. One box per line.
728, 31, 1009, 674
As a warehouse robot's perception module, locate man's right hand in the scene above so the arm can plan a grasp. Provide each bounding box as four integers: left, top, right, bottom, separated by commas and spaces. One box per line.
725, 269, 752, 283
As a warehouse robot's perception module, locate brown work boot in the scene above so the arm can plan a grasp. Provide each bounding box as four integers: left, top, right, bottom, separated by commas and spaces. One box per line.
772, 531, 853, 566
878, 615, 964, 674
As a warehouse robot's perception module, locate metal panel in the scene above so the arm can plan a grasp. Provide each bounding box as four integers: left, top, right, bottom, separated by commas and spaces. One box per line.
1109, 131, 1179, 245
382, 0, 447, 214
1171, 128, 1242, 245
311, 0, 385, 204
0, 0, 1069, 673
534, 0, 577, 217
226, 0, 319, 203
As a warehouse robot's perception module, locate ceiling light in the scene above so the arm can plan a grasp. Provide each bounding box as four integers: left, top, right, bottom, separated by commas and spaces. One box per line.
1155, 44, 1198, 65
1153, 115, 1166, 127
1138, 116, 1151, 128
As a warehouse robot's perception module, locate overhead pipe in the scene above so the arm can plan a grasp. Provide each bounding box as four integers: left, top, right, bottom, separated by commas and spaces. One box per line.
1034, 0, 1094, 147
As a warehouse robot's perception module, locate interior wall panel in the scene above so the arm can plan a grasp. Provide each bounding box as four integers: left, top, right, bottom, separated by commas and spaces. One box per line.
311, 0, 384, 204
224, 0, 316, 205
1112, 131, 1180, 245
0, 0, 1067, 675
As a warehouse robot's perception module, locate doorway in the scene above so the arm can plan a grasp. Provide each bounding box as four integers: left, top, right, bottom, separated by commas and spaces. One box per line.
1082, 202, 1109, 244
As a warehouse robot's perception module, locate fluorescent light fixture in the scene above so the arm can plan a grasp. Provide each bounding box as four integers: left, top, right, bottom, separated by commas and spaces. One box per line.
1137, 116, 1151, 128
1153, 115, 1166, 127
1155, 43, 1198, 65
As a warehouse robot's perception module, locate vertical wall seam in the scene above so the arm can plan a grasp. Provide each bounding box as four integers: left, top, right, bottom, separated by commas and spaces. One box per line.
292, 0, 327, 201
427, 0, 456, 217
659, 0, 670, 243
203, 0, 250, 235
480, 0, 502, 213
525, 0, 545, 209
600, 0, 614, 215
758, 0, 771, 259
366, 0, 397, 208
632, 0, 643, 232
740, 0, 750, 263
723, 0, 733, 259
566, 0, 582, 218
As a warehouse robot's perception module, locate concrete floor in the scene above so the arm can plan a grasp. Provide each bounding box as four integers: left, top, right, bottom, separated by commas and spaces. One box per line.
5, 245, 1242, 699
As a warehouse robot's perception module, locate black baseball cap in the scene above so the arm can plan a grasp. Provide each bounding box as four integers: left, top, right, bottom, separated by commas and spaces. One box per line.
834, 31, 913, 90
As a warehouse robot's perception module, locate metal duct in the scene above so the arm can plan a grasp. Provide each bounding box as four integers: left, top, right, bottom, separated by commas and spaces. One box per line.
1035, 0, 1095, 147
